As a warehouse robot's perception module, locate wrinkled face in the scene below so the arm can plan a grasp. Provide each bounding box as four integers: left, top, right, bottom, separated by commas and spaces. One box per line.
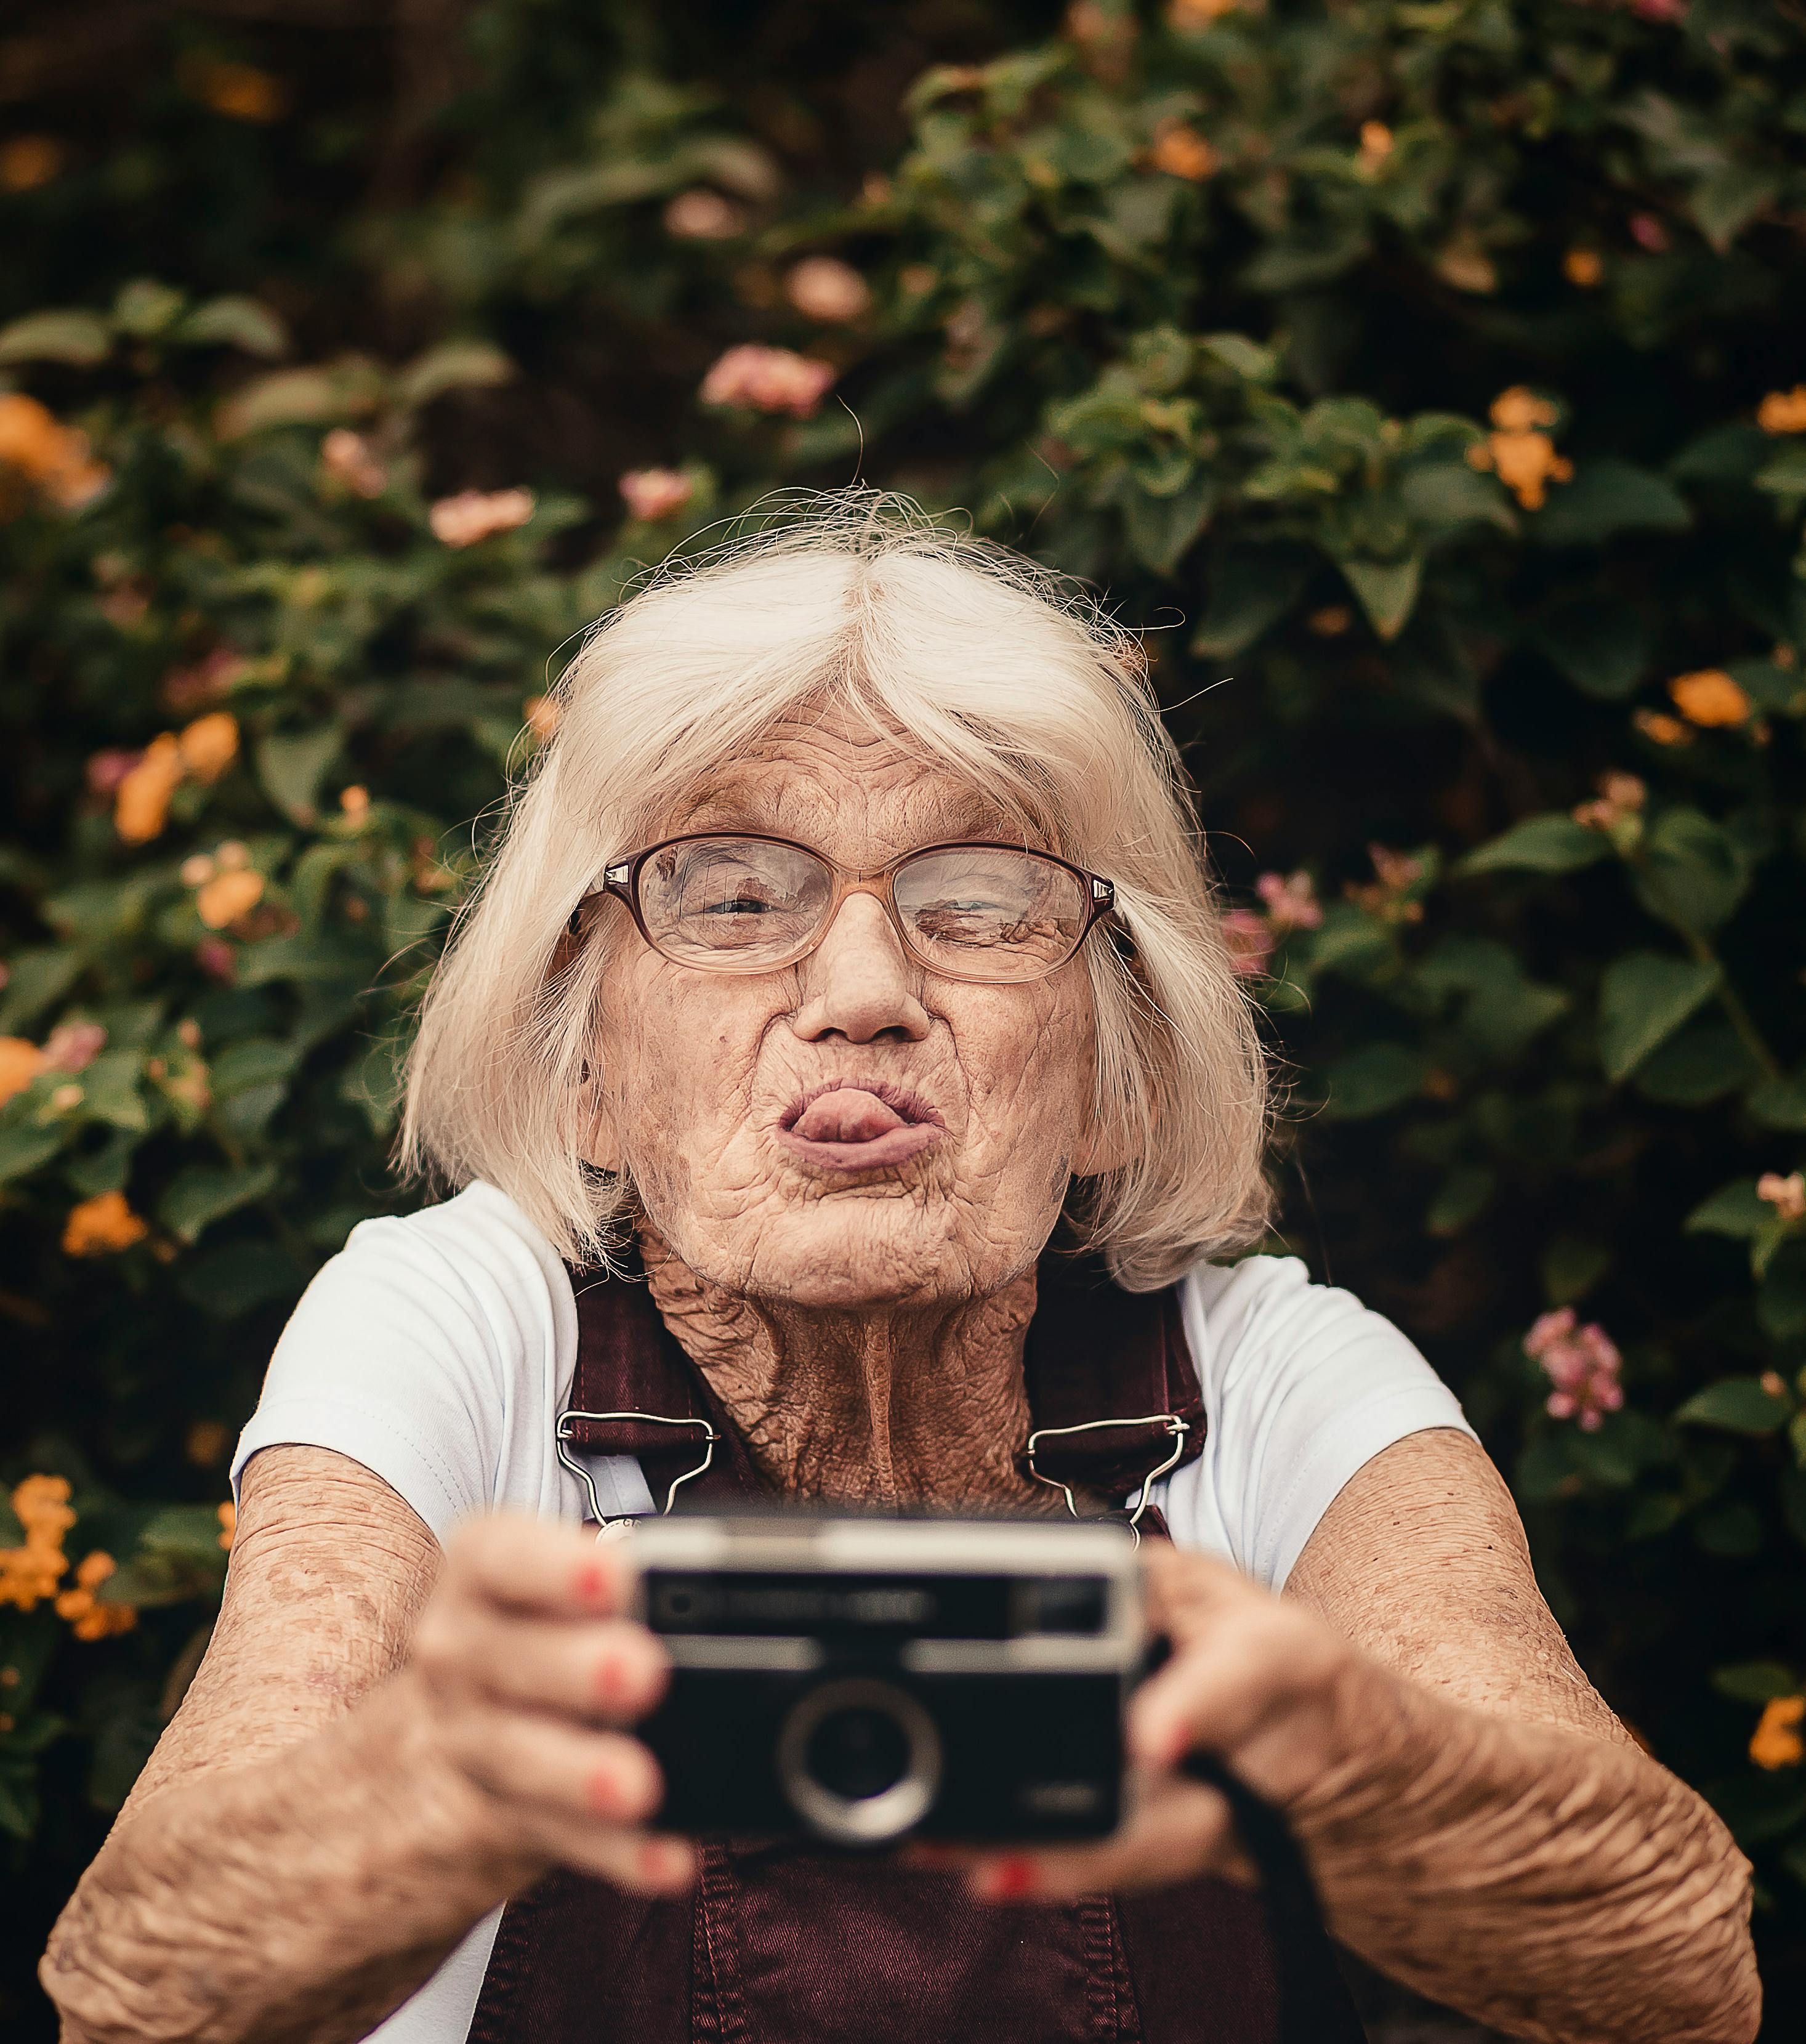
588, 706, 1107, 1308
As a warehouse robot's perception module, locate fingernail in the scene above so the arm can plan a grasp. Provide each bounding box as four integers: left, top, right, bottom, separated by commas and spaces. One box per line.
576, 1557, 615, 1607
640, 1838, 694, 1888
982, 1856, 1039, 1899
587, 1755, 653, 1819
594, 1644, 655, 1711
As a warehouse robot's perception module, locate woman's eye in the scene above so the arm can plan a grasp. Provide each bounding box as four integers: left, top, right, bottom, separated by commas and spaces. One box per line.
701, 893, 777, 916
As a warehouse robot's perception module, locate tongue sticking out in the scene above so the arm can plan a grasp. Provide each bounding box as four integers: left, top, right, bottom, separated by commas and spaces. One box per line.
779, 1087, 942, 1171
793, 1088, 908, 1144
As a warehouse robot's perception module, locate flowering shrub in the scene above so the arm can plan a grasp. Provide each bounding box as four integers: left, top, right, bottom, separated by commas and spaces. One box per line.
2, 0, 1806, 2029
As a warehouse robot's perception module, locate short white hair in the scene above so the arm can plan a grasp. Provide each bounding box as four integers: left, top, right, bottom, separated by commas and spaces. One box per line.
401, 493, 1270, 1290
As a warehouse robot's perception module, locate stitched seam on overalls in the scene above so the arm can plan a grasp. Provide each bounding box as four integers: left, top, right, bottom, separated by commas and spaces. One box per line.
1078, 1896, 1122, 2040
691, 1844, 749, 2044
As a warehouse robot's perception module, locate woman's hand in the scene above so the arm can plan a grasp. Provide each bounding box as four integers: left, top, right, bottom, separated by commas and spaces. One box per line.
405, 1512, 696, 1896
959, 1540, 1352, 1901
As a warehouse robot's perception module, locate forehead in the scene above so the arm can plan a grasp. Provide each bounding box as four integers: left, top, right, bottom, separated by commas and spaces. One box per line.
665, 707, 1027, 855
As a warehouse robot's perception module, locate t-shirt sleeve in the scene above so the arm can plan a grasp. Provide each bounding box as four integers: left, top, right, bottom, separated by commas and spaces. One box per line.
228, 1186, 571, 1546
1159, 1254, 1477, 1592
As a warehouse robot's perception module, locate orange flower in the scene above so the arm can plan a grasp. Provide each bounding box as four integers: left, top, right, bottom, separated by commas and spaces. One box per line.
217, 1500, 237, 1552
663, 190, 743, 240
1757, 387, 1806, 435
1751, 1695, 1806, 1771
0, 1474, 74, 1612
1150, 121, 1220, 181
699, 345, 836, 419
1633, 708, 1692, 747
177, 711, 239, 783
55, 1549, 137, 1639
523, 695, 560, 743
320, 429, 387, 498
1563, 248, 1603, 288
0, 135, 65, 192
1168, 0, 1240, 20
339, 785, 371, 824
1490, 387, 1558, 433
0, 393, 108, 510
1357, 122, 1393, 174
196, 868, 264, 929
114, 732, 183, 842
1668, 668, 1751, 728
62, 1190, 150, 1256
1467, 429, 1573, 510
183, 58, 286, 123
0, 1036, 44, 1104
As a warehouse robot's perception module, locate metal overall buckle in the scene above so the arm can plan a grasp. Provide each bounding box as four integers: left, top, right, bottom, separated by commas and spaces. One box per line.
555, 1408, 718, 1535
1023, 1412, 1190, 1545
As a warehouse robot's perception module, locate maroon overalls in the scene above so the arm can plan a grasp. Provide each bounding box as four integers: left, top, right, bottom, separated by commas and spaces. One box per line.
466, 1258, 1365, 2044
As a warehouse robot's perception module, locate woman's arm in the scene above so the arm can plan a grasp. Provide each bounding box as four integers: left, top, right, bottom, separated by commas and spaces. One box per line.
40, 1445, 690, 2044
963, 1429, 1759, 2044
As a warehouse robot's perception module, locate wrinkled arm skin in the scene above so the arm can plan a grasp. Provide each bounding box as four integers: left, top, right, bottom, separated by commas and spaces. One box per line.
1279, 1428, 1757, 2043
39, 1447, 530, 2044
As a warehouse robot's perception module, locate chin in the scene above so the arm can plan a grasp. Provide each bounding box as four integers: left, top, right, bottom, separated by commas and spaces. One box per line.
722, 1201, 1010, 1311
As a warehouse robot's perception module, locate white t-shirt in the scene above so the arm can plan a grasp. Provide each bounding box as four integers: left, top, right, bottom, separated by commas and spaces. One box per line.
230, 1179, 1474, 2043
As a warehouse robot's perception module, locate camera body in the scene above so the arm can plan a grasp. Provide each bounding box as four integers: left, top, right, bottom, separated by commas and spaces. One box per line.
631, 1513, 1143, 1848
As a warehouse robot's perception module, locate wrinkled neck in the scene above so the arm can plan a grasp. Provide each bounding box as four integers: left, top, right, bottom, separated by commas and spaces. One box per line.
639, 1230, 1053, 1509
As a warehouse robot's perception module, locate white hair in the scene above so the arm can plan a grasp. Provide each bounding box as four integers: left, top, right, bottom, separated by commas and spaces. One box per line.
400, 492, 1270, 1290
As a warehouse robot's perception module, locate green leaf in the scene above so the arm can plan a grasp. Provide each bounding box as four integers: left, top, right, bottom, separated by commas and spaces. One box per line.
256, 724, 344, 826
1629, 807, 1749, 936
1457, 815, 1610, 877
0, 947, 85, 1033
1320, 1043, 1428, 1120
1712, 1662, 1801, 1705
0, 309, 111, 365
1690, 166, 1778, 252
1398, 463, 1516, 535
1634, 1022, 1759, 1107
1530, 460, 1693, 548
1674, 1378, 1792, 1436
394, 339, 514, 410
1339, 556, 1421, 640
1597, 952, 1720, 1083
172, 296, 288, 356
1748, 1069, 1806, 1131
1189, 544, 1312, 658
1760, 1242, 1806, 1342
1123, 474, 1214, 574
1196, 333, 1279, 384
1685, 1180, 1772, 1237
157, 1162, 280, 1245
0, 1120, 68, 1186
1531, 596, 1651, 700
177, 1242, 310, 1320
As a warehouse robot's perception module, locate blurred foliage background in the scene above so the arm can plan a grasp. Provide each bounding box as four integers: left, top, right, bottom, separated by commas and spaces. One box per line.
3, 0, 1806, 2033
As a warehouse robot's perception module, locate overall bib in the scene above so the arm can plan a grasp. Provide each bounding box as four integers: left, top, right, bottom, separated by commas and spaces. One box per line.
466, 1257, 1365, 2044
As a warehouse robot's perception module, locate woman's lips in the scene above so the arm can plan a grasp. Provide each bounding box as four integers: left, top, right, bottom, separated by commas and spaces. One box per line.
776, 1083, 945, 1172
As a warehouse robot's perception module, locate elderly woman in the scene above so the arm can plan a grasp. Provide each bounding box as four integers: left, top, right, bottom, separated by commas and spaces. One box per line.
44, 506, 1755, 2044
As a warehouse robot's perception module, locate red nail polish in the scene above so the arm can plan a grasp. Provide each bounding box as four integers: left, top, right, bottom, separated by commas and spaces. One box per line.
988, 1856, 1038, 1899
576, 1557, 613, 1606
587, 1764, 626, 1816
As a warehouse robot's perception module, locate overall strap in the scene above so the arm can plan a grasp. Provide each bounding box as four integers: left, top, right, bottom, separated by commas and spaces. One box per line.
556, 1249, 1207, 1524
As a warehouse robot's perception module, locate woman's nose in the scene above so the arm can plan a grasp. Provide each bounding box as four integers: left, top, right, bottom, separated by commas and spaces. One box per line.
790, 891, 932, 1044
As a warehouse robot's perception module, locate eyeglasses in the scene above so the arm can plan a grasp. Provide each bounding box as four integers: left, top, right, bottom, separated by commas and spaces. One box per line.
583, 833, 1115, 986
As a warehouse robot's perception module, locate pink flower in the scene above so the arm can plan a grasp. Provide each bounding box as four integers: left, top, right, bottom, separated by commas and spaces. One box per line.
618, 468, 695, 523
86, 749, 139, 796
1525, 1308, 1625, 1432
195, 936, 236, 982
699, 344, 836, 419
41, 1020, 106, 1074
1757, 1172, 1805, 1224
664, 189, 743, 240
1629, 212, 1670, 253
1631, 0, 1685, 19
429, 487, 535, 548
785, 257, 871, 323
1254, 870, 1323, 932
1220, 907, 1275, 979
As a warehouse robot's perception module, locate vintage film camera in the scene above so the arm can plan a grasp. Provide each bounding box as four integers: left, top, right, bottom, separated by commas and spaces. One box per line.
631, 1513, 1143, 1847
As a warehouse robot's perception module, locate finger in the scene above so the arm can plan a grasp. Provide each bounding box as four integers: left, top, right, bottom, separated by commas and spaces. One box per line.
432, 1609, 668, 1723
1129, 1608, 1334, 1774
532, 1814, 699, 1896
445, 1707, 665, 1828
441, 1511, 636, 1619
966, 1777, 1241, 1902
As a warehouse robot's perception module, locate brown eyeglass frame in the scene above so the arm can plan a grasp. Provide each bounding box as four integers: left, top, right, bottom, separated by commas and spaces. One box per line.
575, 833, 1116, 986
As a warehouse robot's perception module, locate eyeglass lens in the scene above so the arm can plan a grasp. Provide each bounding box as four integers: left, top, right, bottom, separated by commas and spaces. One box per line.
635, 838, 1090, 982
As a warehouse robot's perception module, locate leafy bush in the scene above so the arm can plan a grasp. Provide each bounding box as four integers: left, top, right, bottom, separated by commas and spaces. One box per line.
4, 0, 1805, 2030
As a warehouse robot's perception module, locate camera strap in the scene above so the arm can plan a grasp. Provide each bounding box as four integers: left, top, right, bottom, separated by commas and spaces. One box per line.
554, 1250, 1209, 1527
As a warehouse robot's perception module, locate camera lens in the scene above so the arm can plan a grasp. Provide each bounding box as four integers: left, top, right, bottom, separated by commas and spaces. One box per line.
776, 1677, 942, 1844
804, 1705, 910, 1802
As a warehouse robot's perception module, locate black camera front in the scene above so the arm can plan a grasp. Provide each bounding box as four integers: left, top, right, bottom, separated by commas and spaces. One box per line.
631, 1516, 1142, 1848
